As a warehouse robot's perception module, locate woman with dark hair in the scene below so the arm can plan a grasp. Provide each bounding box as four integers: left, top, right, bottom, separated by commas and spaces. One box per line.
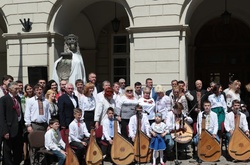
79, 82, 96, 131
208, 84, 227, 130
23, 84, 34, 165
44, 79, 58, 97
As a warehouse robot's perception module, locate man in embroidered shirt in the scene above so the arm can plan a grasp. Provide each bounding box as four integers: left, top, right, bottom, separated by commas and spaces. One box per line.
193, 100, 219, 145
224, 99, 249, 142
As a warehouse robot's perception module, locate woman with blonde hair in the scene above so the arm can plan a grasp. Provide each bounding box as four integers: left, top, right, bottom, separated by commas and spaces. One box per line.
45, 89, 58, 119
155, 85, 172, 120
138, 87, 156, 124
79, 82, 96, 131
116, 86, 138, 138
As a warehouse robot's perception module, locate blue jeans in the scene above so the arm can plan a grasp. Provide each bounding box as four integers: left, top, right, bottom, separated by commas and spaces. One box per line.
193, 133, 220, 146
51, 149, 66, 165
164, 134, 174, 153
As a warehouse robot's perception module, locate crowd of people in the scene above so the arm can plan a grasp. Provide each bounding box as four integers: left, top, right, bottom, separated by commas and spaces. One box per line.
0, 73, 249, 165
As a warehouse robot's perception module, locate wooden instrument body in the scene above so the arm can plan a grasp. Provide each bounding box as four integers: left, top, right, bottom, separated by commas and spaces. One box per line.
134, 130, 152, 162
197, 114, 221, 162
228, 113, 250, 161
111, 121, 134, 165
65, 146, 79, 165
85, 129, 103, 165
171, 121, 193, 144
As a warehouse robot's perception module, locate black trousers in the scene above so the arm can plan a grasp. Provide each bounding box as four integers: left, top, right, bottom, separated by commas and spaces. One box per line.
70, 140, 88, 165
84, 111, 94, 131
3, 127, 23, 165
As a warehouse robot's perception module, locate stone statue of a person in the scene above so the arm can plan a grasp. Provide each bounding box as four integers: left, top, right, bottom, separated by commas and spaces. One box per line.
52, 34, 86, 86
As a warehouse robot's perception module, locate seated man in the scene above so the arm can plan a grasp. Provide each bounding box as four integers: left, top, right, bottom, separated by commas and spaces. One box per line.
224, 99, 249, 144
193, 100, 219, 146
164, 102, 193, 158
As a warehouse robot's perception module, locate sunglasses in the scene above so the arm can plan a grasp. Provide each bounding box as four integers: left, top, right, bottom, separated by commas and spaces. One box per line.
126, 90, 133, 92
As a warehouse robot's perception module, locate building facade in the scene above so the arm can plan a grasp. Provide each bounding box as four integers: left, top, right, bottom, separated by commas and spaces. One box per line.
1, 0, 250, 89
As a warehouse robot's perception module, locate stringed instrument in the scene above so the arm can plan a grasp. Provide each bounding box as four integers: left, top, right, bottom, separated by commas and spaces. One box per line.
197, 112, 221, 162
228, 112, 250, 161
85, 129, 103, 165
134, 113, 152, 163
171, 116, 193, 144
65, 146, 79, 165
111, 120, 134, 165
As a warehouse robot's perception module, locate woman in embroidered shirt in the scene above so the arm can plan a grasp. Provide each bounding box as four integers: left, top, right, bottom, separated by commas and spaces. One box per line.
45, 89, 59, 119
79, 82, 96, 131
138, 87, 156, 124
149, 113, 167, 165
171, 86, 189, 115
208, 84, 227, 130
155, 85, 172, 120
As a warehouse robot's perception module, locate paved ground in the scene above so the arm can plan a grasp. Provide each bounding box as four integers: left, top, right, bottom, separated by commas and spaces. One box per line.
102, 146, 250, 165
2, 146, 247, 165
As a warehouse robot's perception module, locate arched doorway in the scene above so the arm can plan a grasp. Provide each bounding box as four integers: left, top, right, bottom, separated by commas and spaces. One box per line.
49, 0, 131, 84
0, 13, 7, 78
194, 17, 250, 88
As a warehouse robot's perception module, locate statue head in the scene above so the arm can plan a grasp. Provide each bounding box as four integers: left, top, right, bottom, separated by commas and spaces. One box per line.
64, 34, 79, 53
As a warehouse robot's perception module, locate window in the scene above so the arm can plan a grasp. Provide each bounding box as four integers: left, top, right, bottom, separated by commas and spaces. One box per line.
112, 34, 130, 83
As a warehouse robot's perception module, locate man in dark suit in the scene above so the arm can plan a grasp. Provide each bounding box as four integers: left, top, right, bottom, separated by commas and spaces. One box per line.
58, 83, 79, 143
0, 81, 24, 165
189, 80, 208, 123
145, 78, 157, 101
165, 79, 178, 96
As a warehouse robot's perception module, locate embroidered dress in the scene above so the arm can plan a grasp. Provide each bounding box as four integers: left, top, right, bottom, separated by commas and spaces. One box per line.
149, 122, 166, 151
208, 94, 227, 130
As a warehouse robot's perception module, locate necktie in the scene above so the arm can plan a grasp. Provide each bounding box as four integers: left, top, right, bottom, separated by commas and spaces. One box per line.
110, 120, 114, 137
38, 98, 44, 115
77, 121, 82, 136
12, 97, 20, 117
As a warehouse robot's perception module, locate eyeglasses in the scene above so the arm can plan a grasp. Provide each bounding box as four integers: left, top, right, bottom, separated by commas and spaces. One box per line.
126, 90, 133, 92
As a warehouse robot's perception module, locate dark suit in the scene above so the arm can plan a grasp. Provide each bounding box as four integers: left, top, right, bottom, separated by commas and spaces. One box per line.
189, 89, 208, 122
58, 94, 79, 128
0, 94, 24, 165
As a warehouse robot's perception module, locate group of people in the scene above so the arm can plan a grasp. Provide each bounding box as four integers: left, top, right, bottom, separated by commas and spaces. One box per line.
0, 73, 249, 165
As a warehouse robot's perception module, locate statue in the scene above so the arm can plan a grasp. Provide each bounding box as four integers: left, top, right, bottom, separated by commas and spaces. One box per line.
52, 34, 86, 86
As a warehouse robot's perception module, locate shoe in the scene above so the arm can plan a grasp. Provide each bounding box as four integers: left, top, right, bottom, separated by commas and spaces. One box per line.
160, 162, 165, 165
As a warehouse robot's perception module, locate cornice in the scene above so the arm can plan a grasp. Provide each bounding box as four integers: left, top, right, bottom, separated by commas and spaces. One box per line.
2, 32, 64, 40
126, 25, 190, 34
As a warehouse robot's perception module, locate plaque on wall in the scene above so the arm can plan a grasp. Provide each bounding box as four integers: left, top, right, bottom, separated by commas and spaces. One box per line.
28, 66, 48, 86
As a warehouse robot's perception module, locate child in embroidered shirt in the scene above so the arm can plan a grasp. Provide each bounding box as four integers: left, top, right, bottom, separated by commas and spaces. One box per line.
128, 104, 151, 142
149, 113, 167, 165
69, 108, 90, 165
45, 118, 66, 165
101, 107, 121, 158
